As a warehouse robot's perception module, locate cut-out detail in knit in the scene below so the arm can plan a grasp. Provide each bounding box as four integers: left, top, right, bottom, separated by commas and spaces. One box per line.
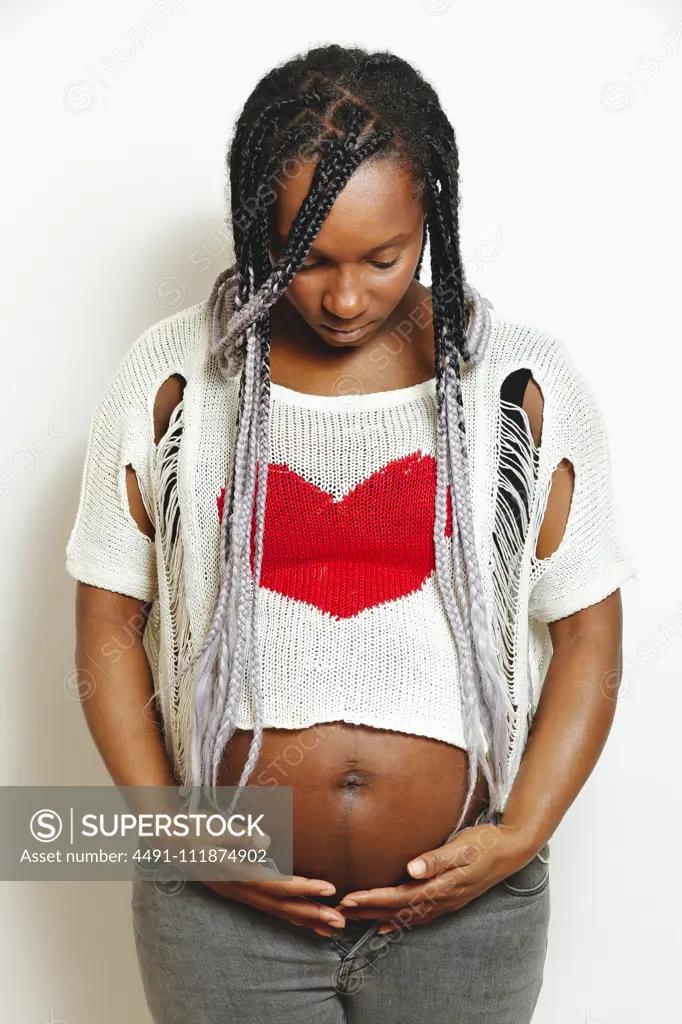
153, 373, 187, 448
534, 458, 575, 560
514, 370, 576, 565
124, 464, 155, 540
119, 374, 189, 547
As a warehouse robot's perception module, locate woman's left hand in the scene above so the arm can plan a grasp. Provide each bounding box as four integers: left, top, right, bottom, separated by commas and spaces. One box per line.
337, 821, 539, 933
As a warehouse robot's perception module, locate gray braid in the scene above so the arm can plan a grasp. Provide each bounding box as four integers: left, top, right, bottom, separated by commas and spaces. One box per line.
161, 69, 515, 835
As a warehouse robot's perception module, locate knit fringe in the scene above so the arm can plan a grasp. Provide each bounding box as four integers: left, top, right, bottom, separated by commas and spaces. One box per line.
490, 395, 540, 760
152, 398, 194, 787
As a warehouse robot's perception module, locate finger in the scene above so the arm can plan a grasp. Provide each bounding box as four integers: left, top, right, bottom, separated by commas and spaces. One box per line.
244, 875, 338, 898
298, 918, 337, 938
407, 832, 485, 880
383, 897, 474, 931
342, 872, 464, 909
239, 890, 347, 930
280, 916, 336, 938
339, 879, 440, 908
377, 910, 438, 933
336, 906, 400, 922
406, 847, 458, 880
344, 895, 463, 929
339, 884, 405, 907
342, 898, 453, 922
278, 898, 346, 929
297, 920, 337, 938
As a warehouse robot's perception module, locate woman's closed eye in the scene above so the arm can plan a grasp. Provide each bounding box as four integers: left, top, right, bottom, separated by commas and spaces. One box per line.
299, 255, 404, 271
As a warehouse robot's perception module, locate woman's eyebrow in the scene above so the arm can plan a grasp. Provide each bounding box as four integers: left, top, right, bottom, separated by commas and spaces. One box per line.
274, 231, 409, 257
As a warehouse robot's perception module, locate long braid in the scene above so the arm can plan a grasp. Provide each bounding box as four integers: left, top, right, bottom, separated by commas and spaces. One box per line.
185, 101, 394, 800
426, 145, 515, 827
164, 46, 513, 826
427, 186, 493, 830
205, 109, 395, 793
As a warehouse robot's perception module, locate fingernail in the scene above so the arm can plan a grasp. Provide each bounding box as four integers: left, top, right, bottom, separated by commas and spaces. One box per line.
321, 911, 345, 926
340, 898, 358, 906
378, 924, 395, 934
318, 886, 335, 895
313, 926, 332, 937
408, 859, 426, 876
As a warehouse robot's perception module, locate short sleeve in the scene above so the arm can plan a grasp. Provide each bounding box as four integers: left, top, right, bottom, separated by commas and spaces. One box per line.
65, 343, 158, 603
528, 351, 636, 624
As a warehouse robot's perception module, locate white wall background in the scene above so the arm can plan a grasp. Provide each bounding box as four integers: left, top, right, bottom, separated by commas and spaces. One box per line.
1, 0, 680, 1020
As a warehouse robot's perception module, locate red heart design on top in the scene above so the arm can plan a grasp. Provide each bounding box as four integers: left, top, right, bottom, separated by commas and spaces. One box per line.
216, 452, 453, 619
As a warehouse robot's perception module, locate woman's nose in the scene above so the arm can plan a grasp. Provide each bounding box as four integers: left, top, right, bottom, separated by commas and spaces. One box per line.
321, 275, 370, 320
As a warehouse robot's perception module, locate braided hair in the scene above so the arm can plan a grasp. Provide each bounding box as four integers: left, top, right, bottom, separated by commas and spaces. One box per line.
180, 44, 514, 831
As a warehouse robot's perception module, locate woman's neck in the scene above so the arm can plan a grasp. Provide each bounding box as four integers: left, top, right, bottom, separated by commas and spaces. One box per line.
268, 280, 469, 397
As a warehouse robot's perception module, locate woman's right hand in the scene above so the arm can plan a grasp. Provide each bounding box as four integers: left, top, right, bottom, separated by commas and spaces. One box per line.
201, 876, 346, 937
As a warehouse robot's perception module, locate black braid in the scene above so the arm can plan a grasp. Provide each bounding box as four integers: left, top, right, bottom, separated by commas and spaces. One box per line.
185, 45, 513, 828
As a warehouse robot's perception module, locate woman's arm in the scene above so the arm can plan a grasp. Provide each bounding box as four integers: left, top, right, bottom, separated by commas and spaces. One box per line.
73, 442, 178, 788
74, 580, 178, 789
71, 376, 187, 789
499, 373, 624, 848
498, 589, 623, 849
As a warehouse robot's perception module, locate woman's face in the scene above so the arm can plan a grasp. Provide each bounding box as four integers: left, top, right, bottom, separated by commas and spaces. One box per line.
268, 156, 426, 349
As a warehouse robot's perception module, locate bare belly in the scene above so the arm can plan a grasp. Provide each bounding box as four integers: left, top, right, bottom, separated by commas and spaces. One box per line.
217, 721, 490, 899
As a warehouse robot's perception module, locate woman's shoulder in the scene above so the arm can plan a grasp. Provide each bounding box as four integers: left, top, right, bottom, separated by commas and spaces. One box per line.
122, 299, 209, 379
481, 307, 601, 425
483, 306, 577, 375
95, 299, 212, 413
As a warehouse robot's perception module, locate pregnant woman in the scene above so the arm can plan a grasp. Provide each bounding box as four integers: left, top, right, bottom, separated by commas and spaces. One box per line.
66, 44, 635, 1024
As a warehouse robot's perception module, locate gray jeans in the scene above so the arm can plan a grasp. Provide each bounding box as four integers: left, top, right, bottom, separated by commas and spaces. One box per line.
131, 810, 550, 1023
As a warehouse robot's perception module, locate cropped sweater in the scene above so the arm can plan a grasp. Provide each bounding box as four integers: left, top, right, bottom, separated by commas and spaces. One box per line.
65, 298, 637, 806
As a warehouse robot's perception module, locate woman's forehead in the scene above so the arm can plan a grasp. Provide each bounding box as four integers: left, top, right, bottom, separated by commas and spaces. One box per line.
271, 158, 423, 255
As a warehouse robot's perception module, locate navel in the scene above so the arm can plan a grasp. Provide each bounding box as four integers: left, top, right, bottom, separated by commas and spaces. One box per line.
338, 768, 373, 791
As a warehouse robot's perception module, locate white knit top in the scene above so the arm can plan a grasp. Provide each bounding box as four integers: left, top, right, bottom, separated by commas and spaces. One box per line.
65, 298, 636, 806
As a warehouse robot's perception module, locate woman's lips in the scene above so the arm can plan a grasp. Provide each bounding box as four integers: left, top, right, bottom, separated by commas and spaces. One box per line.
320, 322, 373, 341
